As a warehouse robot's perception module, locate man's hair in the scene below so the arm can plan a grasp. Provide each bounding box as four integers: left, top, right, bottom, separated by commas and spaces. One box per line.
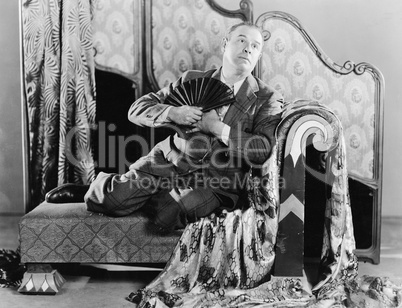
224, 21, 266, 43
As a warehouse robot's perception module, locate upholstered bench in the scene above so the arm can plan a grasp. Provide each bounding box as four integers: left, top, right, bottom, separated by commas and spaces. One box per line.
17, 201, 182, 294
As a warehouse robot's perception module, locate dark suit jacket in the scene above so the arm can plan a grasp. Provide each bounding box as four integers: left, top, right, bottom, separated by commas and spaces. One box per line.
128, 67, 283, 208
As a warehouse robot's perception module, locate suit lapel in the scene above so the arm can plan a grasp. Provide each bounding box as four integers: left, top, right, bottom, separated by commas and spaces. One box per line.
208, 73, 260, 154
223, 74, 259, 127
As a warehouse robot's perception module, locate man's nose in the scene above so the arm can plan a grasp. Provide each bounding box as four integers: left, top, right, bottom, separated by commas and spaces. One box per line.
244, 45, 251, 54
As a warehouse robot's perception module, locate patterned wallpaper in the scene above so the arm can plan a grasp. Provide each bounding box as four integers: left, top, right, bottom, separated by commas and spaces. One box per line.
92, 0, 141, 78
258, 18, 376, 180
151, 0, 243, 89
91, 0, 378, 180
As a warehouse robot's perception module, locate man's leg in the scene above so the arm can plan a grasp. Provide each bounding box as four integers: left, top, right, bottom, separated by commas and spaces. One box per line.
169, 187, 221, 223
147, 187, 221, 232
85, 173, 221, 230
84, 169, 161, 217
146, 189, 186, 232
85, 143, 179, 217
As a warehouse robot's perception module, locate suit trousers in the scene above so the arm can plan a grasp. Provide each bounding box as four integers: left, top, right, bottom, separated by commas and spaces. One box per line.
84, 140, 221, 231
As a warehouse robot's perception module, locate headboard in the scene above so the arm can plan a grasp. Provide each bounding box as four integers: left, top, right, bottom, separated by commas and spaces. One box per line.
255, 12, 384, 182
91, 0, 384, 264
253, 12, 384, 264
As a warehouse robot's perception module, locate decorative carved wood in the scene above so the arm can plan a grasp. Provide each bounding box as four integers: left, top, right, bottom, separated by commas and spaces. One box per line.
206, 0, 253, 22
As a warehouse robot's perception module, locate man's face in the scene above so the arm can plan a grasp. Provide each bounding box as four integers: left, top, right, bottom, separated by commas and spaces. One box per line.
222, 25, 263, 75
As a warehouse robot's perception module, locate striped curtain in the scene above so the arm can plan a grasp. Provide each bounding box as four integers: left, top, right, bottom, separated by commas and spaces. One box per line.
22, 0, 96, 209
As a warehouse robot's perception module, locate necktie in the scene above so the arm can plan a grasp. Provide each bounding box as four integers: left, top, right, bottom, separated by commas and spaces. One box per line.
216, 84, 233, 121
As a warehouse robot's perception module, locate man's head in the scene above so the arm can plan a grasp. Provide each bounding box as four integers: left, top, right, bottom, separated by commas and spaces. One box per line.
221, 22, 264, 78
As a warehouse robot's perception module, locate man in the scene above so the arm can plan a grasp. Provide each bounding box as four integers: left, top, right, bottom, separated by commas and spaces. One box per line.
46, 22, 283, 232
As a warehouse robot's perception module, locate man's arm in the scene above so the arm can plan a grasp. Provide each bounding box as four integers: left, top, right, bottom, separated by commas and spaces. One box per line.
128, 91, 171, 127
128, 71, 203, 128
226, 93, 283, 166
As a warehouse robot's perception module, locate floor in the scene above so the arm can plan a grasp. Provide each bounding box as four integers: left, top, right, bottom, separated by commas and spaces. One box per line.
1, 215, 402, 308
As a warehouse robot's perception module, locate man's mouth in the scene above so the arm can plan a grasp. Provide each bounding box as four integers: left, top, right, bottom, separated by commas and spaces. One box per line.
238, 56, 250, 63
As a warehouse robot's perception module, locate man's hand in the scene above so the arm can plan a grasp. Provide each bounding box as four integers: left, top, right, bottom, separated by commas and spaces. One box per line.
187, 109, 225, 137
167, 106, 203, 126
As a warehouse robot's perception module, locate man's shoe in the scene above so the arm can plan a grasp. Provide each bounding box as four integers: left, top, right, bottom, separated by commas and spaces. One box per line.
45, 183, 89, 203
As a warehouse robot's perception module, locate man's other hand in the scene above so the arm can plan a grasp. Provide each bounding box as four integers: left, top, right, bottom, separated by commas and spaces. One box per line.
186, 109, 225, 137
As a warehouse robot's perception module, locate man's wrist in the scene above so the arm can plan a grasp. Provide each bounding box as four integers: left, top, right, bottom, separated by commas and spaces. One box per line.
166, 106, 176, 122
155, 106, 173, 125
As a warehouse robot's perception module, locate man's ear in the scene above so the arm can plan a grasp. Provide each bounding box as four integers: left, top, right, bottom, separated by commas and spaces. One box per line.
221, 37, 227, 52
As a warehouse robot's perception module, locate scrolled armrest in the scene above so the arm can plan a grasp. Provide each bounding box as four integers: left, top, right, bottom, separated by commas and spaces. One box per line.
247, 99, 342, 216
275, 99, 342, 170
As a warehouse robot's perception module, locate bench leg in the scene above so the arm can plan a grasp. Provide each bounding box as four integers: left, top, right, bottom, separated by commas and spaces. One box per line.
18, 264, 65, 295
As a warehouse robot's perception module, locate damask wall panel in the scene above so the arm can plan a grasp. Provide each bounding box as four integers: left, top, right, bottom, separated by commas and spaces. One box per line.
92, 0, 142, 87
257, 15, 380, 181
148, 0, 244, 90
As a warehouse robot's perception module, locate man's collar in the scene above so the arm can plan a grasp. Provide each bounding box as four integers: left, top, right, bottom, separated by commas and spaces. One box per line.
211, 66, 259, 94
220, 72, 245, 95
211, 66, 259, 93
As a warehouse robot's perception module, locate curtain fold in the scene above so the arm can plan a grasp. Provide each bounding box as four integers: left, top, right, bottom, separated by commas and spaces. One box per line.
22, 0, 96, 208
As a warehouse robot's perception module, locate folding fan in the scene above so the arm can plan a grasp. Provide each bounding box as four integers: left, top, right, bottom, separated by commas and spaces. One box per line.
164, 77, 236, 112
